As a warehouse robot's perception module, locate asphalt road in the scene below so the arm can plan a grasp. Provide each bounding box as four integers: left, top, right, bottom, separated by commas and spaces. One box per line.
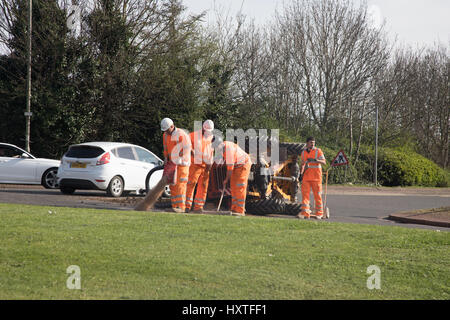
0, 184, 449, 231
325, 193, 449, 230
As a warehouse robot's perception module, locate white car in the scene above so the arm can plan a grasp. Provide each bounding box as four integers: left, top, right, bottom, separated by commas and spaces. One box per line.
57, 142, 169, 197
0, 143, 60, 189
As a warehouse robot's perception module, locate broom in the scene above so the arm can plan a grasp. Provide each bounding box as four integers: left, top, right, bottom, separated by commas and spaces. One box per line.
217, 187, 225, 211
134, 176, 169, 211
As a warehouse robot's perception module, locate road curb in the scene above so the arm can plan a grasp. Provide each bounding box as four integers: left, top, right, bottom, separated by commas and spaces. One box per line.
388, 208, 450, 228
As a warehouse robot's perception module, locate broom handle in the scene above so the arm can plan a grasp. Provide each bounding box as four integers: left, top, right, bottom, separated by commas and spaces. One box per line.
217, 188, 225, 211
324, 168, 330, 210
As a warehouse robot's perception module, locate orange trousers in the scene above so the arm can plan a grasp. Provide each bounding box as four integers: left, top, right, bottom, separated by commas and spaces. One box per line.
230, 162, 251, 214
170, 165, 189, 210
185, 164, 210, 210
301, 180, 323, 217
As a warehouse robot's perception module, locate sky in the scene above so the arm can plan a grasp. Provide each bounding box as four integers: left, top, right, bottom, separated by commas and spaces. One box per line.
182, 0, 450, 49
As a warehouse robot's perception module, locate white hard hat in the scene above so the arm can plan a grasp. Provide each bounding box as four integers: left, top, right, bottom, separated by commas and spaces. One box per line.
161, 118, 174, 131
203, 119, 214, 132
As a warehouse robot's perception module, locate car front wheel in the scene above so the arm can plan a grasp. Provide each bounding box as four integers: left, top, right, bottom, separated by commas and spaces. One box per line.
107, 176, 124, 197
42, 167, 59, 189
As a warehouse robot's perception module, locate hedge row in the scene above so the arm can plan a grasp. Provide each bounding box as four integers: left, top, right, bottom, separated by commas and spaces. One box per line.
377, 148, 449, 187
313, 145, 449, 187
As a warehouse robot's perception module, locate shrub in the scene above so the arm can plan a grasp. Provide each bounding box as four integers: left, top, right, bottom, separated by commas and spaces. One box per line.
377, 148, 448, 187
292, 141, 448, 187
318, 145, 448, 187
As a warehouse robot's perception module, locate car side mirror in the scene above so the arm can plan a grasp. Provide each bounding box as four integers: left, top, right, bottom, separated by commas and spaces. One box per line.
21, 153, 30, 159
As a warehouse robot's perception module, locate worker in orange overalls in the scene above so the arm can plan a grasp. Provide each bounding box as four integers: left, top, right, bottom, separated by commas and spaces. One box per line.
185, 120, 214, 213
298, 137, 326, 219
161, 118, 191, 213
215, 138, 251, 216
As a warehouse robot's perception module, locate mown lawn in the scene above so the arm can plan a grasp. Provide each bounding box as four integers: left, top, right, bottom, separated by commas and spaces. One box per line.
0, 203, 448, 299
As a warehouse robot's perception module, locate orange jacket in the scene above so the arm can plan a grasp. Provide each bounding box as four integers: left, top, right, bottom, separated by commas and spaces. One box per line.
301, 147, 325, 181
222, 141, 250, 171
163, 128, 191, 166
190, 130, 213, 167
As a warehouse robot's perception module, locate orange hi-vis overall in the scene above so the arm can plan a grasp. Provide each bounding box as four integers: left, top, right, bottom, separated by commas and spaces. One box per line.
300, 147, 326, 217
163, 128, 191, 211
223, 141, 251, 214
185, 130, 213, 211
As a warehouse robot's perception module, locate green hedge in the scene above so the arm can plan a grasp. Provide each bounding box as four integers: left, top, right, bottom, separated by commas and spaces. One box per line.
377, 148, 449, 187
309, 145, 449, 187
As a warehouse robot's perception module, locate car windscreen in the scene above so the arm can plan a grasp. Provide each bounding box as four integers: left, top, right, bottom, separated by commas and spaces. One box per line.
65, 146, 105, 158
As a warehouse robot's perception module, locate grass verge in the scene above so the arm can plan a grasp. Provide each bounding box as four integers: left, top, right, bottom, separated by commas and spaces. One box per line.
0, 203, 448, 299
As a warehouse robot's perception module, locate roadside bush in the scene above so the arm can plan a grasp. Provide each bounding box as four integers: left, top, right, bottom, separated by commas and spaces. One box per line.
291, 140, 448, 187
443, 170, 450, 188
377, 148, 448, 187
318, 144, 448, 187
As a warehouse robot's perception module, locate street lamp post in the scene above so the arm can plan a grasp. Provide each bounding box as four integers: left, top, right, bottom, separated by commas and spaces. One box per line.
374, 104, 378, 186
25, 0, 32, 152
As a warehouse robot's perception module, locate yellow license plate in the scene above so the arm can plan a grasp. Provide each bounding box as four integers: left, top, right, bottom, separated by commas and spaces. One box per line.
71, 162, 87, 168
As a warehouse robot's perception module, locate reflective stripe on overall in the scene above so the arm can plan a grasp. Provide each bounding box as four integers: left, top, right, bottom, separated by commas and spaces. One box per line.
169, 165, 189, 210
301, 147, 324, 216
185, 164, 210, 210
185, 130, 213, 210
230, 161, 251, 214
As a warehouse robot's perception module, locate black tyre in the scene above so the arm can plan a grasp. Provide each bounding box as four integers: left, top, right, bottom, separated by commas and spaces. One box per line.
60, 187, 75, 195
284, 202, 302, 216
245, 198, 285, 215
106, 176, 124, 198
41, 167, 59, 189
146, 165, 171, 198
154, 197, 172, 209
122, 191, 132, 197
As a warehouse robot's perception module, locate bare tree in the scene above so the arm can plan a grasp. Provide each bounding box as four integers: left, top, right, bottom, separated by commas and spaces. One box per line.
371, 43, 449, 168
412, 45, 449, 168
274, 0, 389, 141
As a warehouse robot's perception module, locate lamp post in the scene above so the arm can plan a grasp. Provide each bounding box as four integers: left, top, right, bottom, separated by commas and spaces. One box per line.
25, 0, 32, 152
374, 103, 378, 186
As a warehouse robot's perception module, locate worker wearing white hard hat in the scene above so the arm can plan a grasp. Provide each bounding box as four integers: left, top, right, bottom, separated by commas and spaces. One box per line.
161, 117, 174, 132
161, 117, 191, 213
203, 119, 214, 131
185, 120, 215, 213
212, 136, 251, 216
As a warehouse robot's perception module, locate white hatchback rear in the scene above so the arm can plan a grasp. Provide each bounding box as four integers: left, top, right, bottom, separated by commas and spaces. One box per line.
57, 142, 165, 197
